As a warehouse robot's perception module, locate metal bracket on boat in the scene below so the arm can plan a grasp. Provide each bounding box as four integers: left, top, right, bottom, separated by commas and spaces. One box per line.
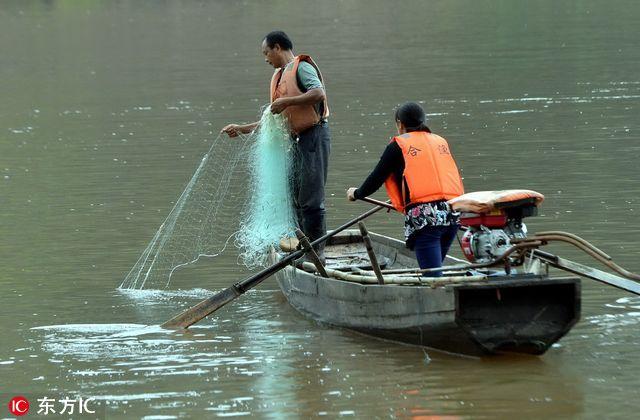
512, 232, 640, 281
367, 230, 640, 295
295, 229, 329, 278
529, 249, 640, 295
510, 231, 640, 294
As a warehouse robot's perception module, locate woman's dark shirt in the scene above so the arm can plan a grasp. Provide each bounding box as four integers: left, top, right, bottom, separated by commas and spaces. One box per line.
353, 130, 459, 247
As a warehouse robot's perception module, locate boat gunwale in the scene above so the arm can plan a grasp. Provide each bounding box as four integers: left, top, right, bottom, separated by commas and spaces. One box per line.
271, 229, 558, 288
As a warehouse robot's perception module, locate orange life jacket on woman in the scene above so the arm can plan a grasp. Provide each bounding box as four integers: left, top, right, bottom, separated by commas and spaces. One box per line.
270, 55, 330, 135
384, 131, 464, 213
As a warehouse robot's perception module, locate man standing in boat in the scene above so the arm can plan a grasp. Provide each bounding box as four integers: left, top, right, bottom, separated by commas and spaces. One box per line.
347, 102, 464, 276
221, 30, 331, 257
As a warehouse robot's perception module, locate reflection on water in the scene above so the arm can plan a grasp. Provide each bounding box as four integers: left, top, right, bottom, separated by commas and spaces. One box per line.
14, 289, 587, 418
2, 0, 640, 418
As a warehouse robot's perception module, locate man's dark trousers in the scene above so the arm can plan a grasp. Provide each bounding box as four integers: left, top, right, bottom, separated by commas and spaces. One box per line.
291, 121, 331, 256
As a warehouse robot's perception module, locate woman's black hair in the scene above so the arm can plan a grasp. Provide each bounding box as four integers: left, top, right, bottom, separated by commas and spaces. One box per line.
395, 102, 430, 132
264, 31, 293, 50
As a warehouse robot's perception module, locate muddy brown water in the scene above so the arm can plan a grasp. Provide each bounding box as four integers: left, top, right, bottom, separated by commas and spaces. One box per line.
1, 1, 639, 418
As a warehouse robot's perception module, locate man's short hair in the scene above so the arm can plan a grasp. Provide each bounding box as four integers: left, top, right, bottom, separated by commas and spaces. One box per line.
264, 31, 293, 50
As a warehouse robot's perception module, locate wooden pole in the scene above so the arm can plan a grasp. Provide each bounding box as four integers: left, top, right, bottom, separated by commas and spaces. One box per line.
295, 229, 328, 278
358, 196, 396, 211
358, 222, 385, 284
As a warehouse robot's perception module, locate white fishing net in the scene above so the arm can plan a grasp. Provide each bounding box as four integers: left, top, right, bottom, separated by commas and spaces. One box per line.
120, 107, 297, 290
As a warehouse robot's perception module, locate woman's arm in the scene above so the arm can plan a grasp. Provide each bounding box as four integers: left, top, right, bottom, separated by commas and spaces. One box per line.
353, 141, 403, 199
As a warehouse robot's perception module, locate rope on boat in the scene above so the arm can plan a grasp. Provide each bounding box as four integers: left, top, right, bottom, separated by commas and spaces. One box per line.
298, 261, 488, 286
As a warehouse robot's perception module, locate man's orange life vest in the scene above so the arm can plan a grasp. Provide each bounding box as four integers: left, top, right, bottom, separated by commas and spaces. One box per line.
384, 131, 464, 213
270, 55, 329, 135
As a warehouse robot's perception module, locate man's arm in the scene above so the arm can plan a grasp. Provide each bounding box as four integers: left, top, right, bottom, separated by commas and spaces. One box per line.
221, 121, 259, 138
272, 61, 325, 114
270, 88, 325, 114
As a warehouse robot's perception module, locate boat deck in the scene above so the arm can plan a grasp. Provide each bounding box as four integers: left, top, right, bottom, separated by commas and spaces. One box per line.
296, 229, 511, 286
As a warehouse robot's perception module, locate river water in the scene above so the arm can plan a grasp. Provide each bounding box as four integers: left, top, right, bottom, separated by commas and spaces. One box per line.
1, 0, 639, 418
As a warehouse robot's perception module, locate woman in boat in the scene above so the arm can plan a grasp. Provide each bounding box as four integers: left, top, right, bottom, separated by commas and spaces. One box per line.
347, 102, 464, 276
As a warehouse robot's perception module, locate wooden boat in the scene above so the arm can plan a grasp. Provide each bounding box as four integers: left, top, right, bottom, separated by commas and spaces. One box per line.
270, 229, 581, 356
163, 190, 636, 347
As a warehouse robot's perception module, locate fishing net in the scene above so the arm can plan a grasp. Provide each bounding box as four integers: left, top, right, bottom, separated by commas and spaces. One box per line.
119, 107, 297, 290
235, 110, 297, 268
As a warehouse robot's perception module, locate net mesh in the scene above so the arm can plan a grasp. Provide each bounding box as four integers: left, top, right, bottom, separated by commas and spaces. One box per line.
235, 109, 297, 268
119, 107, 296, 290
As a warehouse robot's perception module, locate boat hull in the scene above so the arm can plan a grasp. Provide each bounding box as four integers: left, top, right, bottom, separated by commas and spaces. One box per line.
273, 231, 581, 356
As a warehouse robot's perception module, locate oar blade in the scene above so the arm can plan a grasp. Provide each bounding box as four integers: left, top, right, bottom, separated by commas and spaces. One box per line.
161, 285, 241, 329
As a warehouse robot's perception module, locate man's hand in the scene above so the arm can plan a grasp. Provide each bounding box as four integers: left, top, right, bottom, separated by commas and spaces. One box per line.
270, 98, 290, 114
221, 124, 241, 138
347, 187, 358, 201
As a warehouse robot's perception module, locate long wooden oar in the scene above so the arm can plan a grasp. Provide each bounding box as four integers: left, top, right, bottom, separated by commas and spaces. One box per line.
357, 196, 396, 211
161, 202, 387, 329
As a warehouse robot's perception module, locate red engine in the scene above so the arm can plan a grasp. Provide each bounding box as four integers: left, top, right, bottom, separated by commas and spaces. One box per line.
458, 202, 538, 263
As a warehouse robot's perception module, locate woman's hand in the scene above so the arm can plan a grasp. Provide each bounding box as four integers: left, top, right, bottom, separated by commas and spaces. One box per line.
346, 187, 357, 201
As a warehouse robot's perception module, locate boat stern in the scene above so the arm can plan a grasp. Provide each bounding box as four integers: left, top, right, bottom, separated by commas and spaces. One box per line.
454, 275, 581, 355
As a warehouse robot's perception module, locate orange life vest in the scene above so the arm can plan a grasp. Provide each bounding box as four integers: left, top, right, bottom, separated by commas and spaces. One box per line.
270, 54, 330, 135
384, 131, 464, 213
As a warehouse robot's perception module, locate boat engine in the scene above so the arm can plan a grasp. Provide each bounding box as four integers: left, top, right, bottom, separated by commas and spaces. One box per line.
459, 202, 537, 263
